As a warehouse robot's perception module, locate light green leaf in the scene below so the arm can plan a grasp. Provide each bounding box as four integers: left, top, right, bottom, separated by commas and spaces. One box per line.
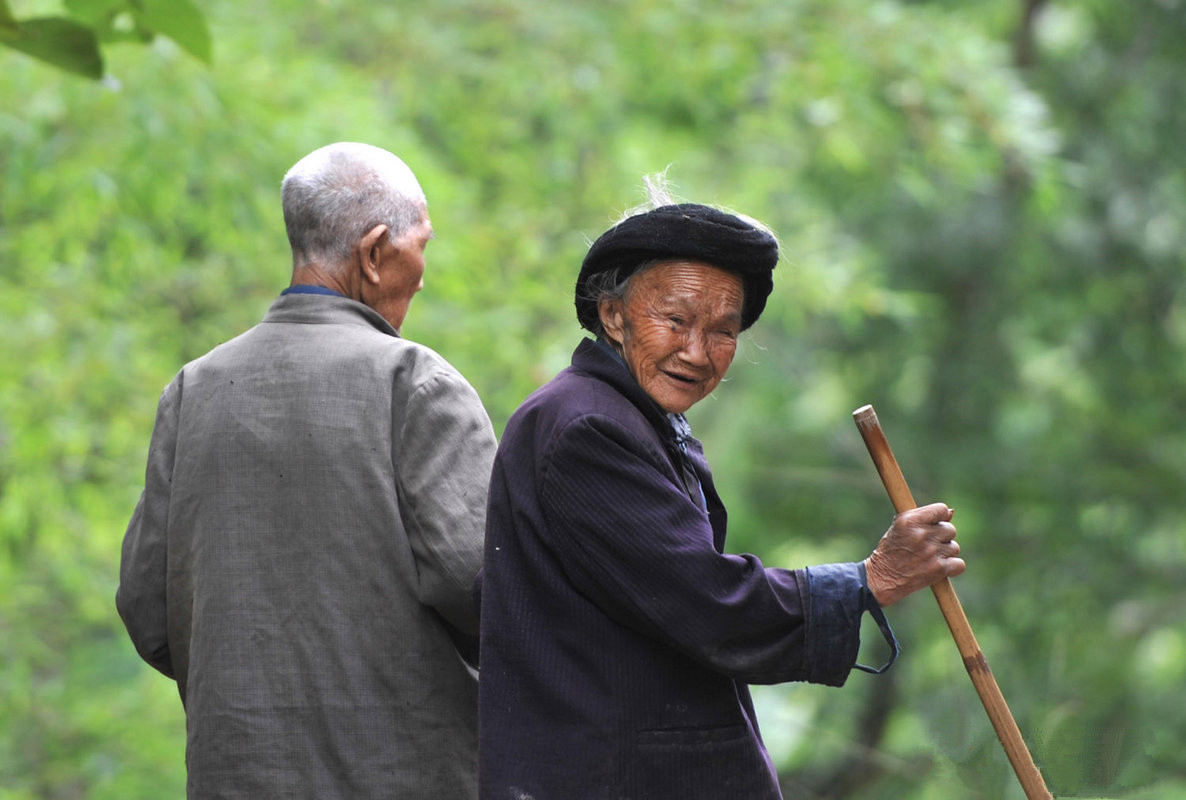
0, 16, 103, 78
132, 0, 211, 63
63, 0, 126, 28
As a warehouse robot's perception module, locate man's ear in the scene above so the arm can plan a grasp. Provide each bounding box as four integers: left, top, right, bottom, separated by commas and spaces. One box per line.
598, 297, 626, 346
356, 224, 390, 285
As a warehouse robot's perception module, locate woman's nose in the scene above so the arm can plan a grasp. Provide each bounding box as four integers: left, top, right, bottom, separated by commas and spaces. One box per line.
678, 330, 710, 364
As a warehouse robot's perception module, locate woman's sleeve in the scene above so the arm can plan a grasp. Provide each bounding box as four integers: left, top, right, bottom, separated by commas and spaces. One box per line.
538, 413, 871, 686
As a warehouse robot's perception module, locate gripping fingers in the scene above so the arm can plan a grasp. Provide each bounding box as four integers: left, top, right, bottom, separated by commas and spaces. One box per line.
935, 520, 958, 544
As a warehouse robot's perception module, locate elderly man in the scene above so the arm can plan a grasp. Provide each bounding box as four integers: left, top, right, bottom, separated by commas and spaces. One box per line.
117, 142, 496, 798
477, 185, 964, 798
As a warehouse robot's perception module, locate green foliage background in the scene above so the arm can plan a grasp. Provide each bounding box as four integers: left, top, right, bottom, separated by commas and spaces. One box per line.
3, 1, 1185, 797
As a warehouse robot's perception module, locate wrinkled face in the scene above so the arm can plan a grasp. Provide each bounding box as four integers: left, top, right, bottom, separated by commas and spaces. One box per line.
370, 210, 433, 332
599, 260, 744, 415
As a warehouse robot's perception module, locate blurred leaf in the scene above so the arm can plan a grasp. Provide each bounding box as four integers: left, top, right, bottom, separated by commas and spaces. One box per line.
0, 0, 17, 31
0, 17, 103, 78
132, 0, 211, 63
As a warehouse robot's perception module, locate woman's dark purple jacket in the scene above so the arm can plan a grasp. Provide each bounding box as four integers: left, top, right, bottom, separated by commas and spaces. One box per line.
478, 339, 879, 799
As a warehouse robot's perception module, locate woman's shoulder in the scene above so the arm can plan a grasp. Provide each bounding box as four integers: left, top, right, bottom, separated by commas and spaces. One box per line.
501, 368, 663, 466
535, 366, 648, 425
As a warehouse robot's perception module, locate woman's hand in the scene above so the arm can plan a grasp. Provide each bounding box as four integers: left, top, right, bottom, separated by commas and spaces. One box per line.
864, 502, 965, 608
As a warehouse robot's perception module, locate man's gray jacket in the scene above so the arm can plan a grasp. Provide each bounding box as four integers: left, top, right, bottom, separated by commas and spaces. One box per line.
117, 292, 497, 798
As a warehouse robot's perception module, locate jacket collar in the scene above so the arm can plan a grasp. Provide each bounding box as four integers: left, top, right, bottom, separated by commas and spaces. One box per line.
571, 337, 727, 547
570, 337, 680, 448
262, 292, 400, 338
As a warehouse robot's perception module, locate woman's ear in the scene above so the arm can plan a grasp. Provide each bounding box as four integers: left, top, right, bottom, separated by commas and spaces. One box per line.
356, 224, 390, 285
598, 297, 626, 346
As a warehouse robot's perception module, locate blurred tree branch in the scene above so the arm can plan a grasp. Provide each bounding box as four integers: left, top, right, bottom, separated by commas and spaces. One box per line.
1014, 0, 1049, 68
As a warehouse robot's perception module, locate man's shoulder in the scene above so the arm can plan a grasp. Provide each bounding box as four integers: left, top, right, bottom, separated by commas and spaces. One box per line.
172, 316, 475, 401
161, 322, 262, 391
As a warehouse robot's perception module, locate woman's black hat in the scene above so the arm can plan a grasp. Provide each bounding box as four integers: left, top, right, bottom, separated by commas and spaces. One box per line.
575, 203, 778, 333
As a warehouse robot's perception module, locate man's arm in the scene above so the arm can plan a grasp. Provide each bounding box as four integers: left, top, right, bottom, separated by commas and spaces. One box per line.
115, 378, 181, 679
395, 369, 497, 636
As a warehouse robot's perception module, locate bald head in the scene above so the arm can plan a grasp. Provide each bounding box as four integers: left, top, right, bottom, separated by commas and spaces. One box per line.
281, 142, 427, 269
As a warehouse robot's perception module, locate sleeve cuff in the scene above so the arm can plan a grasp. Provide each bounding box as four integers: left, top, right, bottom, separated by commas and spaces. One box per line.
853, 561, 899, 675
803, 562, 899, 685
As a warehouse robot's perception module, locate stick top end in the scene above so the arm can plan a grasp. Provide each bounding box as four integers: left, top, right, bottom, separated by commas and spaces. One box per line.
852, 404, 879, 429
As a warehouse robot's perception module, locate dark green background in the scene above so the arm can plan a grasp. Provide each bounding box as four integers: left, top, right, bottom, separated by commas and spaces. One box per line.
3, 1, 1183, 797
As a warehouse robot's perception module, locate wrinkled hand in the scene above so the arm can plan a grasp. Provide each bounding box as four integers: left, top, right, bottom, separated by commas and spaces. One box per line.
864, 502, 965, 608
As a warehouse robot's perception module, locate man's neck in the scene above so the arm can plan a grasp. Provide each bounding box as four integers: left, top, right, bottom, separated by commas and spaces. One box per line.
289, 262, 354, 298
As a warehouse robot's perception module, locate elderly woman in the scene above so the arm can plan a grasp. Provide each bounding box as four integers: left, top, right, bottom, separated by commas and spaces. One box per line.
478, 189, 964, 799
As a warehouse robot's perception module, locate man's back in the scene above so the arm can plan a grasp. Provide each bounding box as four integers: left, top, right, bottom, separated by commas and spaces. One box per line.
119, 293, 495, 798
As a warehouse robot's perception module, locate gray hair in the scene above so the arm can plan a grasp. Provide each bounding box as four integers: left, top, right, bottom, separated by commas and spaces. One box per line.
581, 259, 660, 339
616, 171, 680, 223
281, 142, 427, 266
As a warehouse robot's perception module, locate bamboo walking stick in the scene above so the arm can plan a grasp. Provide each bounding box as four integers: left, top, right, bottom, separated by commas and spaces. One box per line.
853, 404, 1052, 800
